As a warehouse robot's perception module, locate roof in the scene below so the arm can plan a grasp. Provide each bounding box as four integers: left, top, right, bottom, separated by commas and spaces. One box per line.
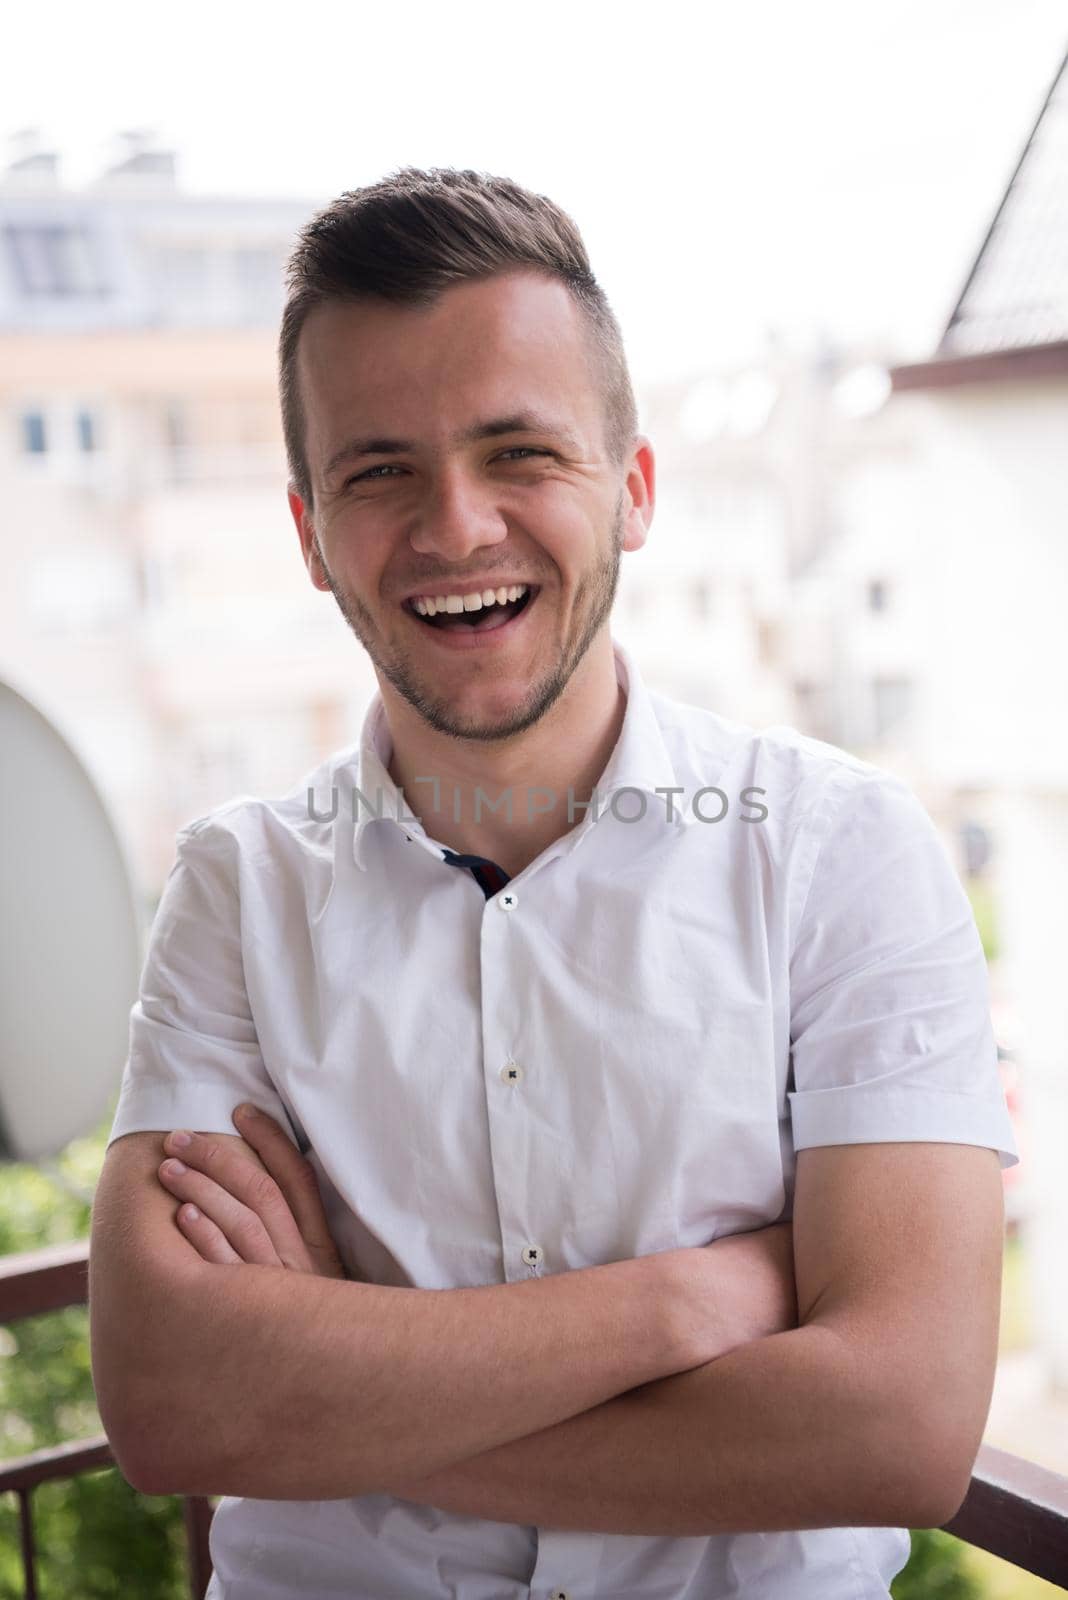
892, 48, 1068, 389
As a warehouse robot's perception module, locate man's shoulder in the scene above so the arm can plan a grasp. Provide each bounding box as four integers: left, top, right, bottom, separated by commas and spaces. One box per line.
650, 688, 891, 821
174, 740, 362, 858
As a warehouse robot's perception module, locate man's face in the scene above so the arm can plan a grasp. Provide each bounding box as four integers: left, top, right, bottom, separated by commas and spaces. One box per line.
288, 269, 652, 742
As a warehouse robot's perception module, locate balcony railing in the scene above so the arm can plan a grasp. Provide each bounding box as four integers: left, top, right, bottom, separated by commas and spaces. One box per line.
0, 1240, 212, 1599
2, 1239, 1068, 1598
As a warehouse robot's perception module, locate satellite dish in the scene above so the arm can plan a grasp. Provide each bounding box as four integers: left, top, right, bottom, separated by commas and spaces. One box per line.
0, 677, 142, 1163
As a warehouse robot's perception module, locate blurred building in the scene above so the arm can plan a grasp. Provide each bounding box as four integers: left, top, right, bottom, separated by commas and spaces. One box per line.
887, 52, 1068, 1391
625, 53, 1068, 1300
628, 340, 914, 759
5, 126, 926, 897
628, 46, 1067, 1398
889, 50, 1068, 793
0, 130, 370, 890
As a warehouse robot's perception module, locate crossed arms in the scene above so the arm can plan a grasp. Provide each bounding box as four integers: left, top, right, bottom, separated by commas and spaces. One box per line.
91, 1132, 1004, 1536
395, 1139, 1004, 1536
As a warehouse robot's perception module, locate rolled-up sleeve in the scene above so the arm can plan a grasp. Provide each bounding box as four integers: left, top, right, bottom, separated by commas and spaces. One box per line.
106, 816, 294, 1148
787, 767, 1019, 1170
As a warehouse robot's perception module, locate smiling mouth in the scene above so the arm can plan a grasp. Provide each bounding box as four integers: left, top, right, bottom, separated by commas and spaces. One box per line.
404, 586, 539, 632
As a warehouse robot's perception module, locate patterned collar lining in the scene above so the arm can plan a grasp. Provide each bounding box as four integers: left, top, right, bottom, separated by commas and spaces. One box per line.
439, 847, 512, 899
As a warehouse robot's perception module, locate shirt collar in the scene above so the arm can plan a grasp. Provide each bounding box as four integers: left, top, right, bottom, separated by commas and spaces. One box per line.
350, 636, 694, 871
596, 638, 696, 827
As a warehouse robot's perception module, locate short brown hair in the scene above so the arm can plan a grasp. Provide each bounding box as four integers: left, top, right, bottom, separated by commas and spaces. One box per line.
278, 165, 638, 509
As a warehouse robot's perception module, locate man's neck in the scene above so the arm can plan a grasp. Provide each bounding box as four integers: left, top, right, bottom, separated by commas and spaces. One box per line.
382, 646, 627, 879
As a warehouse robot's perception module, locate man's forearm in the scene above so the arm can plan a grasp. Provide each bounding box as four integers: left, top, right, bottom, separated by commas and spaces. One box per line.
381, 1322, 949, 1537
134, 1252, 697, 1499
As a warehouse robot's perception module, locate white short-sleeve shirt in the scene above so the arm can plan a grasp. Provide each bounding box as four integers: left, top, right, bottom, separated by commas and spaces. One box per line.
107, 637, 1018, 1600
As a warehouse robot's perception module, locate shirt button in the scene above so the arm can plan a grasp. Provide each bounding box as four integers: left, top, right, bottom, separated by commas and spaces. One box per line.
500, 1060, 524, 1085
521, 1244, 543, 1270
498, 890, 518, 911
549, 1590, 570, 1599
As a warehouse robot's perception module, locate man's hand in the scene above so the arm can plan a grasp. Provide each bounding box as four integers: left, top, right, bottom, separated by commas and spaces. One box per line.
666, 1220, 798, 1366
385, 1222, 799, 1508
156, 1106, 347, 1279
707, 1219, 799, 1346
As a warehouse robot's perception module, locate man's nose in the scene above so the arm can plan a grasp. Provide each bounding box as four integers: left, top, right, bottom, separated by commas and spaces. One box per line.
407, 466, 509, 562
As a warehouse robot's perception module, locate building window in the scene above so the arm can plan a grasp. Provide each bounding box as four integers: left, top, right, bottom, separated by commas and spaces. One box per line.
867, 577, 888, 613
793, 680, 830, 741
872, 677, 912, 740
755, 616, 779, 667
959, 819, 993, 878
233, 247, 284, 317
4, 223, 107, 297
154, 245, 210, 316
162, 399, 191, 481
76, 409, 97, 452
164, 400, 188, 451
138, 554, 165, 610
20, 411, 47, 454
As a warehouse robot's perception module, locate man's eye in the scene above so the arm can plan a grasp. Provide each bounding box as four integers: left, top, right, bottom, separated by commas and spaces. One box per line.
346, 447, 551, 488
342, 463, 403, 486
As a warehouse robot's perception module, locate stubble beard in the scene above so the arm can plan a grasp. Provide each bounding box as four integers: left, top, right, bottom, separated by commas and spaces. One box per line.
312, 491, 626, 744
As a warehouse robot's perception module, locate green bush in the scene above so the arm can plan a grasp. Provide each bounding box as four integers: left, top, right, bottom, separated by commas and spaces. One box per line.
0, 1108, 191, 1598
966, 879, 999, 964
891, 1527, 984, 1599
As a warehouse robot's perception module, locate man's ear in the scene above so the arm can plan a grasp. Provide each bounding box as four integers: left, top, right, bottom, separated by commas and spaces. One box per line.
288, 487, 331, 591
621, 435, 655, 555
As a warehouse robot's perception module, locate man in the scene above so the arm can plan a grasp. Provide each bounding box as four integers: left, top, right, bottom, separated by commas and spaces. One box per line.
89, 166, 1018, 1599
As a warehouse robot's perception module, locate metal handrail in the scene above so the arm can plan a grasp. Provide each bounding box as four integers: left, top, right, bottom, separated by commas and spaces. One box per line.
0, 1239, 214, 1598
3, 1239, 1068, 1594
942, 1442, 1068, 1587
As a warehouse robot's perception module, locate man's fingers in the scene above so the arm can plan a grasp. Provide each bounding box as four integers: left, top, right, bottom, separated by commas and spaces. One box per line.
159, 1156, 282, 1266
175, 1202, 245, 1266
158, 1139, 309, 1270
230, 1106, 346, 1275
157, 1116, 346, 1278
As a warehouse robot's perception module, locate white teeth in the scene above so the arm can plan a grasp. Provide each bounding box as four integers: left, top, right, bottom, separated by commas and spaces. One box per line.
412, 583, 529, 617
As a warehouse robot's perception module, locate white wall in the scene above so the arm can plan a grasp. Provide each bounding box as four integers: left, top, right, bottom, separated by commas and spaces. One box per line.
891, 381, 1068, 790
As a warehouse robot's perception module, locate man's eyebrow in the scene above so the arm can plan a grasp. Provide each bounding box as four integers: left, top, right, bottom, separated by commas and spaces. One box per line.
322, 411, 584, 483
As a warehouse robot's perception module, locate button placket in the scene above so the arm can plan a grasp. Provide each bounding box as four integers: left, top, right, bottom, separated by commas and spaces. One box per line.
521, 1244, 543, 1276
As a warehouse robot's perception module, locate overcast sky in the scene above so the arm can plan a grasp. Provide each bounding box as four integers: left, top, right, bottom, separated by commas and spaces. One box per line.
5, 0, 1066, 382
